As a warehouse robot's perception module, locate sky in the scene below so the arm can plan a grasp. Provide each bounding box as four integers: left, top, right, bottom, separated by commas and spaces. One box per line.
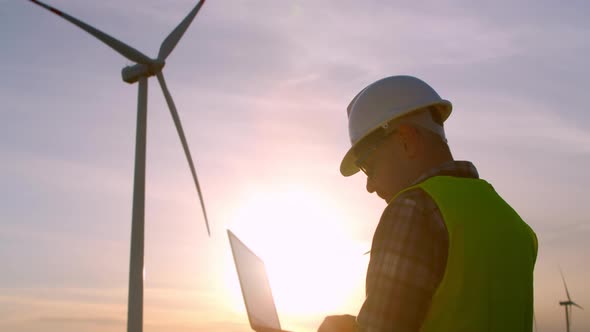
1, 0, 589, 331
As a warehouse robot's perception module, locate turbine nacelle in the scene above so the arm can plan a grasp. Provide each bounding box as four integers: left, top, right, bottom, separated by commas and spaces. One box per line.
560, 300, 584, 309
122, 61, 165, 84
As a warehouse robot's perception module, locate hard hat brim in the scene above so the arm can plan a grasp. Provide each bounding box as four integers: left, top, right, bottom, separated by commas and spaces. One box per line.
339, 100, 452, 177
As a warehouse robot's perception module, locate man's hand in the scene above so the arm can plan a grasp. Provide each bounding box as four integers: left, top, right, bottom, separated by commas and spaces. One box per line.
318, 314, 357, 332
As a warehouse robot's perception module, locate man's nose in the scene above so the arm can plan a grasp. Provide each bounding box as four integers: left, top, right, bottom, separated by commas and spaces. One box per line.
366, 176, 376, 193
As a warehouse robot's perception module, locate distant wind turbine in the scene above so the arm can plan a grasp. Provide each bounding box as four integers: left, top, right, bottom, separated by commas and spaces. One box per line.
28, 1, 211, 331
559, 269, 583, 332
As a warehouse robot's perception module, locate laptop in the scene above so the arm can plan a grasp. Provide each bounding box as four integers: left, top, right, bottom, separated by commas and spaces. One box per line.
227, 229, 293, 332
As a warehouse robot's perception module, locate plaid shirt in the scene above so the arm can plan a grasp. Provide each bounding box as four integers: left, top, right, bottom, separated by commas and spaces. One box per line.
357, 160, 479, 332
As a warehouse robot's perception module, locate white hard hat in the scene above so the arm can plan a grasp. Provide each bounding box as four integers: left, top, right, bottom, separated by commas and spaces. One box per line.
340, 75, 452, 176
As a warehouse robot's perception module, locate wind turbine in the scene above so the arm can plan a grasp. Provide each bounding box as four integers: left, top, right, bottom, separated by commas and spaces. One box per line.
559, 269, 583, 332
28, 1, 211, 331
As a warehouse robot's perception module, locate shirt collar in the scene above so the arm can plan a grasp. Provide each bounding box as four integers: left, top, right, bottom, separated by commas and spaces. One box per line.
411, 160, 479, 186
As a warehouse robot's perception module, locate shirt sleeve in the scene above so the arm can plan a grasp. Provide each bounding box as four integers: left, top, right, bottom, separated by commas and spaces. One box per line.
356, 189, 448, 332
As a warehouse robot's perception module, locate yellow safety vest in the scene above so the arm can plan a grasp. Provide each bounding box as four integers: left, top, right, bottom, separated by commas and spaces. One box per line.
389, 176, 537, 332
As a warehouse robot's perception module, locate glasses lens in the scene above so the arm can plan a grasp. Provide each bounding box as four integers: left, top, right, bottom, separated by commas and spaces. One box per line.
354, 128, 396, 177
356, 147, 375, 176
359, 164, 370, 176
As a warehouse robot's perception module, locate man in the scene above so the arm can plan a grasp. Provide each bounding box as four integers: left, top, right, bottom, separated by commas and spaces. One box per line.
318, 76, 538, 332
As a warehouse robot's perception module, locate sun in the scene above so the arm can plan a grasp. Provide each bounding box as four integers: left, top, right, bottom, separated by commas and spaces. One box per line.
224, 184, 368, 320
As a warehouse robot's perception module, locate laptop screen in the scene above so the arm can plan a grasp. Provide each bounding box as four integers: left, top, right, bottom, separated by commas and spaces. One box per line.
228, 229, 282, 331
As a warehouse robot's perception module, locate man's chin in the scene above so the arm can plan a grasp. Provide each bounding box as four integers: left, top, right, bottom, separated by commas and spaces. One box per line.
377, 192, 393, 202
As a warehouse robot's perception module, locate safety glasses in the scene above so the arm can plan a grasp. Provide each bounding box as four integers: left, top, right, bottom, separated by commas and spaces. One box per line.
354, 129, 397, 177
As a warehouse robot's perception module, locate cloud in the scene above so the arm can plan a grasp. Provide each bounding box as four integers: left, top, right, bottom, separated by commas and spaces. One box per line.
3, 1, 590, 331
1, 151, 131, 198
448, 93, 590, 155
0, 286, 247, 332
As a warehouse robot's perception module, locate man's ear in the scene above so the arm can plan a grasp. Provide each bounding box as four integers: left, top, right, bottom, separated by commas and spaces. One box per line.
397, 124, 420, 158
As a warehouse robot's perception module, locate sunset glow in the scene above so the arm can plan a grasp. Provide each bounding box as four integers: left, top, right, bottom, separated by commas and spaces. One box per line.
1, 1, 589, 331
225, 185, 367, 318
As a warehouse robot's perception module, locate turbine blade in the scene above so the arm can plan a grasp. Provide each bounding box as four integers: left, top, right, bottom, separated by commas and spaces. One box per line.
560, 268, 573, 301
157, 0, 206, 60
573, 302, 584, 310
30, 0, 153, 65
156, 72, 210, 236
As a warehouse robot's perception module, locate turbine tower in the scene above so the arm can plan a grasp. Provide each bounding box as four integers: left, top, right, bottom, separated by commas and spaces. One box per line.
559, 269, 583, 332
28, 1, 210, 331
